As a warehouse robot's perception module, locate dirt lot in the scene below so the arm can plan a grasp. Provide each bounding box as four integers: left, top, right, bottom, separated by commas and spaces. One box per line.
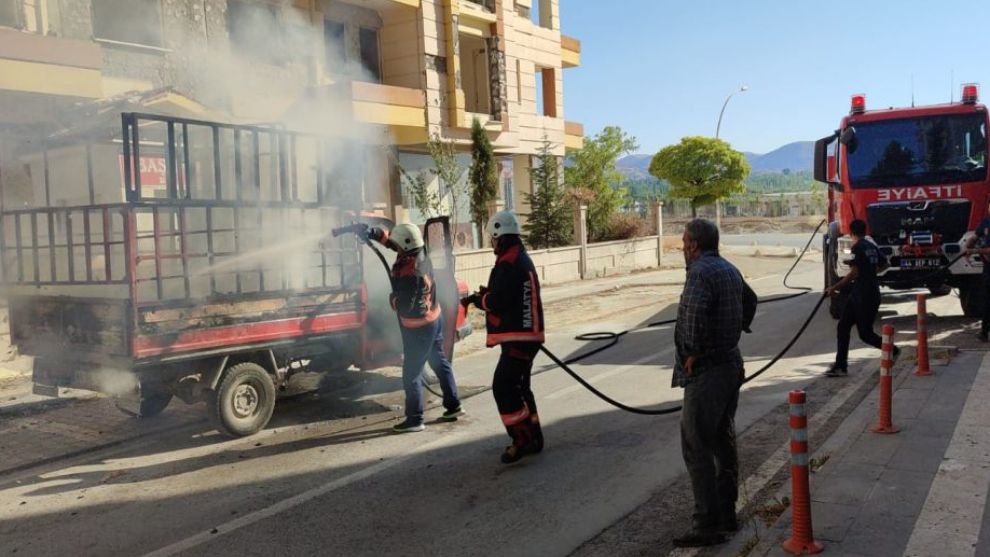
666, 215, 825, 235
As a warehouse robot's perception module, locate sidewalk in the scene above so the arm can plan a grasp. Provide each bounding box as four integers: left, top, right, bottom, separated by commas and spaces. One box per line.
733, 347, 990, 557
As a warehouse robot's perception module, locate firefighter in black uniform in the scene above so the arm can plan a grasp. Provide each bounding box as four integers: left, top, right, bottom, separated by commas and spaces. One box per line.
463, 211, 546, 464
365, 223, 464, 433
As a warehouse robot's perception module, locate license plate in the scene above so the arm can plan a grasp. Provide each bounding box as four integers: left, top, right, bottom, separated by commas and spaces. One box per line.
899, 258, 941, 269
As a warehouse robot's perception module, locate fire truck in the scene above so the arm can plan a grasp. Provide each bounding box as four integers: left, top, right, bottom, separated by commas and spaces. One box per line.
814, 84, 989, 318
0, 111, 470, 437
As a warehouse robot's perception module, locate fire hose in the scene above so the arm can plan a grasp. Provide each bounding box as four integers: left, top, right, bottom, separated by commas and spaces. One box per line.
542, 220, 973, 416
536, 219, 829, 415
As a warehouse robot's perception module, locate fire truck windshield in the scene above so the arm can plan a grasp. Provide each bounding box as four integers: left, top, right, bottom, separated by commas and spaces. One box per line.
846, 113, 988, 188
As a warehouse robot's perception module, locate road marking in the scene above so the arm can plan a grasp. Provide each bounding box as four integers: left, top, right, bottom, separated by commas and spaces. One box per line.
903, 352, 990, 557
544, 347, 676, 401
142, 429, 469, 557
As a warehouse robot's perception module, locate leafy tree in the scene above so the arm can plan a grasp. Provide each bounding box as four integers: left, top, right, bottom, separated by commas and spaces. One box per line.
427, 133, 467, 229
524, 139, 571, 249
649, 136, 751, 217
565, 126, 639, 241
399, 164, 442, 218
468, 118, 499, 243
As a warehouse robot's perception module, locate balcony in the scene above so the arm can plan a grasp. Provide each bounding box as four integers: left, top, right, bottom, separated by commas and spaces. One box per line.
565, 121, 584, 150
561, 35, 581, 68
0, 28, 102, 98
283, 81, 428, 145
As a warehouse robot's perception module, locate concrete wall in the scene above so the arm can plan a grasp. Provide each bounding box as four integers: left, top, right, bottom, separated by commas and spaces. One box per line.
454, 235, 662, 287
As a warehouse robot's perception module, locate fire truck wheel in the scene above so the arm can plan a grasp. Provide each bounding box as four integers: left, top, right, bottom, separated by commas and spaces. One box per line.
114, 392, 173, 418
208, 362, 276, 437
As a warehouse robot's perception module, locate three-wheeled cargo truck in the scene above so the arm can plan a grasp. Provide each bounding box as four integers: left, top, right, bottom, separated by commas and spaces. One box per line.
0, 112, 470, 436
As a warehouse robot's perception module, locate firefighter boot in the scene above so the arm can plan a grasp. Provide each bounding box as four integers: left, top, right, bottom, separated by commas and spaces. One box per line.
501, 422, 537, 464
529, 413, 544, 454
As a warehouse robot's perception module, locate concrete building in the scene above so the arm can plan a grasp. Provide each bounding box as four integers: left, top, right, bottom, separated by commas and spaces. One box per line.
0, 0, 583, 247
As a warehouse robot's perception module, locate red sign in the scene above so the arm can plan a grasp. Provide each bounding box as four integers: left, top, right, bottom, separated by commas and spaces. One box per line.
119, 155, 182, 196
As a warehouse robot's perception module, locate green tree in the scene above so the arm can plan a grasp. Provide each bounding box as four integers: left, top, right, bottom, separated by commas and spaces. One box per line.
564, 126, 639, 241
649, 136, 751, 217
524, 139, 571, 249
468, 118, 499, 242
398, 165, 442, 218
427, 133, 467, 229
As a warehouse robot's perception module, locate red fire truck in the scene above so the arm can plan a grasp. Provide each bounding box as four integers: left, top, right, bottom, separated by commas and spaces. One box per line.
0, 112, 470, 437
814, 85, 989, 318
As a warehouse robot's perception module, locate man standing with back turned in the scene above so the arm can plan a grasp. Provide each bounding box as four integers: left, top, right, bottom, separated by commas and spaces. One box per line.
673, 219, 756, 548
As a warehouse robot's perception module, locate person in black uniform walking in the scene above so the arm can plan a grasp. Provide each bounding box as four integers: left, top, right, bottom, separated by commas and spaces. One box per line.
463, 211, 545, 464
824, 219, 899, 376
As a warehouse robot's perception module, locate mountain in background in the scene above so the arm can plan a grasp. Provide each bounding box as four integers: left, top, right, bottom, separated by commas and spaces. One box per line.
616, 141, 815, 178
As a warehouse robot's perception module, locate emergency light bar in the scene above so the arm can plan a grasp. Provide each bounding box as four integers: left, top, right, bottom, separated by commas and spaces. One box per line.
850, 94, 866, 114
962, 83, 979, 104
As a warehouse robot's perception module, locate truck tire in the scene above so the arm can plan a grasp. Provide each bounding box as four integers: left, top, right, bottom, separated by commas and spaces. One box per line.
114, 392, 173, 418
207, 362, 276, 437
959, 278, 985, 317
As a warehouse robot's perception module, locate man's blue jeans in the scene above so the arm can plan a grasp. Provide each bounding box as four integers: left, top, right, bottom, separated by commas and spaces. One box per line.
400, 317, 460, 424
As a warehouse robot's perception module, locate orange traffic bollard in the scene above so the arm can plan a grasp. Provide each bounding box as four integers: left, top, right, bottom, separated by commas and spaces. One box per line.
915, 294, 932, 376
871, 324, 900, 434
782, 389, 824, 555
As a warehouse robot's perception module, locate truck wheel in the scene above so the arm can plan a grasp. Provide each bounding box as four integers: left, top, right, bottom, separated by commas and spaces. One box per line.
207, 362, 276, 437
114, 392, 173, 418
928, 284, 952, 298
959, 279, 985, 317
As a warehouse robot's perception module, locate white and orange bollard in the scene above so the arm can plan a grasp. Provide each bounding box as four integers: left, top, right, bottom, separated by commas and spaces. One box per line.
871, 324, 900, 434
915, 294, 933, 377
782, 389, 824, 555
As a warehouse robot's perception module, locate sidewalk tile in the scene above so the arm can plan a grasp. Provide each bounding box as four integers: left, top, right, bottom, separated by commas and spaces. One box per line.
888, 435, 952, 474
841, 432, 901, 467
807, 500, 857, 542
839, 512, 916, 556
861, 468, 935, 519
810, 467, 877, 506
904, 525, 979, 557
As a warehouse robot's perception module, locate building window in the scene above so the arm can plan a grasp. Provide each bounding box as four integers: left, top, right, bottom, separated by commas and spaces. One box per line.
324, 19, 346, 73
92, 0, 164, 48
534, 66, 556, 117
0, 1, 19, 29
227, 0, 282, 63
460, 33, 490, 115
530, 0, 552, 29
358, 27, 381, 83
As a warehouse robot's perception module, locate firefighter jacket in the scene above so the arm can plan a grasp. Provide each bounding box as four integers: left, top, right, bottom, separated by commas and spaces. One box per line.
390, 248, 442, 329
475, 235, 545, 347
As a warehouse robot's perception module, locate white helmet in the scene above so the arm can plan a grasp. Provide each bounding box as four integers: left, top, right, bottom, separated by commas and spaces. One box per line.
486, 211, 521, 239
389, 223, 424, 252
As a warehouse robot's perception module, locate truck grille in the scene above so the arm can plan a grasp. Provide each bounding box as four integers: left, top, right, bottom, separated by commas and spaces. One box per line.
866, 199, 970, 246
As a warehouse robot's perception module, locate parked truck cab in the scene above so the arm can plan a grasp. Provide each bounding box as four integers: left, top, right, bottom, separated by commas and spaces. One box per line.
815, 85, 989, 318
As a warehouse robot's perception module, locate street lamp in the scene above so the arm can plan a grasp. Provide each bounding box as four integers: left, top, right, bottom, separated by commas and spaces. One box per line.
716, 85, 748, 139
714, 85, 748, 227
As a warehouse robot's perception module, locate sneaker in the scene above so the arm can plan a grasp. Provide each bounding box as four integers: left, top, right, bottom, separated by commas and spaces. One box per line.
672, 529, 727, 548
825, 364, 848, 377
891, 345, 902, 363
392, 420, 425, 433
437, 406, 465, 422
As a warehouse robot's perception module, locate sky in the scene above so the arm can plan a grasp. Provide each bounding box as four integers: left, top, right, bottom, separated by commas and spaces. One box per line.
560, 0, 990, 155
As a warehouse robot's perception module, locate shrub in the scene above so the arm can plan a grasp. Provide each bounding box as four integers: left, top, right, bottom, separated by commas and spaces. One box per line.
602, 213, 648, 241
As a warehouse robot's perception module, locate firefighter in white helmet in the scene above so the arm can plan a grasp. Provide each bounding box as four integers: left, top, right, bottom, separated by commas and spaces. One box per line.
463, 211, 546, 463
365, 223, 464, 432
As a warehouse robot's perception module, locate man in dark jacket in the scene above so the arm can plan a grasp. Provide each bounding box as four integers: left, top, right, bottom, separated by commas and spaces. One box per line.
464, 211, 545, 464
366, 223, 463, 433
672, 219, 757, 548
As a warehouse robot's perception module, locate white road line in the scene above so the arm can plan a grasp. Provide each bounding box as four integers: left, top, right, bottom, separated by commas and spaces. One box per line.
544, 346, 676, 401
903, 353, 990, 557
142, 430, 468, 557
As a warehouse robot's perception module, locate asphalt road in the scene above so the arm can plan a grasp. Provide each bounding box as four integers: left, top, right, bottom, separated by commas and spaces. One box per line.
722, 233, 821, 249
0, 255, 959, 557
